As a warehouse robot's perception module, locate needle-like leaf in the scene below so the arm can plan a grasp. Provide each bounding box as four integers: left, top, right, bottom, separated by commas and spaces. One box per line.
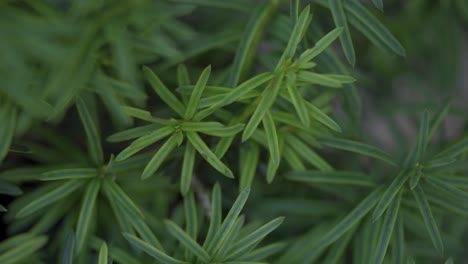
297, 27, 343, 65
98, 242, 108, 264
76, 97, 103, 165
181, 143, 196, 196
372, 170, 411, 221
165, 220, 210, 262
40, 168, 98, 181
142, 132, 180, 179
329, 0, 355, 65
75, 178, 101, 254
123, 234, 188, 264
185, 65, 211, 119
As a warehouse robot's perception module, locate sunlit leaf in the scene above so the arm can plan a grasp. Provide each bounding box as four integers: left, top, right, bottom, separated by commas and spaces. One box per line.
98, 242, 108, 264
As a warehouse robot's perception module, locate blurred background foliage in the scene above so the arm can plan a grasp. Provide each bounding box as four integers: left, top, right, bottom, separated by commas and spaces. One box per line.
0, 0, 467, 263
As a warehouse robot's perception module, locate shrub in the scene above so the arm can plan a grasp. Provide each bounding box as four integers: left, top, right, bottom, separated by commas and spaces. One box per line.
1, 0, 467, 263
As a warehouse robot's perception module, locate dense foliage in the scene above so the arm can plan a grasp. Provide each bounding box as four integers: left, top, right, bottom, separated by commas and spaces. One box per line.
1, 0, 467, 263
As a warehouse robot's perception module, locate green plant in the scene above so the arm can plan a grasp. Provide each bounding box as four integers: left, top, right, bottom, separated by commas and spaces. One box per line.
1, 0, 467, 263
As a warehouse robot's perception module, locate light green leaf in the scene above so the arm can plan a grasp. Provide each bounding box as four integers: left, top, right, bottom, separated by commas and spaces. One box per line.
107, 124, 161, 143
207, 188, 250, 255
16, 180, 84, 218
116, 126, 174, 162
98, 242, 108, 264
329, 0, 355, 65
186, 132, 233, 178
144, 66, 186, 116
172, 0, 253, 12
40, 168, 98, 181
311, 187, 382, 255
286, 170, 375, 186
75, 178, 101, 254
225, 217, 284, 260
262, 110, 280, 173
77, 97, 103, 165
181, 122, 244, 137
276, 5, 311, 71
122, 106, 154, 123
181, 144, 196, 196
177, 64, 191, 86
141, 132, 181, 179
214, 216, 246, 259
373, 191, 401, 264
229, 1, 278, 87
195, 73, 274, 120
0, 235, 47, 264
297, 27, 343, 65
319, 137, 397, 166
344, 0, 405, 56
123, 234, 188, 264
242, 72, 285, 142
185, 65, 211, 119
297, 71, 341, 88
412, 185, 444, 255
165, 220, 210, 262
62, 231, 74, 264
0, 100, 16, 163
286, 72, 309, 126
372, 170, 411, 221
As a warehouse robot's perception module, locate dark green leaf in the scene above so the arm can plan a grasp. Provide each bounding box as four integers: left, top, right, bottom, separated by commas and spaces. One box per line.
185, 65, 211, 119
181, 122, 244, 137
372, 170, 411, 221
319, 137, 398, 166
62, 231, 74, 264
186, 132, 233, 178
40, 168, 97, 181
16, 180, 84, 218
0, 235, 48, 264
0, 100, 16, 163
286, 170, 375, 186
107, 124, 161, 143
329, 0, 355, 65
76, 97, 103, 165
75, 178, 101, 254
123, 234, 187, 264
181, 144, 196, 196
412, 185, 444, 255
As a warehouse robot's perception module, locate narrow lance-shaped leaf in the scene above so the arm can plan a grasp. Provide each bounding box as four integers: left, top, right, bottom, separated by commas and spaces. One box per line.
194, 73, 274, 121
372, 0, 383, 11
181, 122, 244, 137
329, 0, 355, 65
409, 167, 422, 190
229, 1, 278, 87
372, 170, 411, 221
0, 100, 16, 163
343, 0, 405, 56
415, 111, 429, 162
98, 242, 108, 264
143, 66, 186, 116
242, 72, 285, 141
177, 64, 191, 86
185, 65, 211, 119
436, 135, 468, 159
40, 168, 98, 181
286, 72, 310, 126
286, 170, 375, 186
308, 187, 382, 255
77, 97, 103, 165
239, 143, 260, 191
0, 235, 48, 264
275, 5, 311, 71
116, 126, 175, 162
428, 100, 450, 138
225, 217, 284, 260
412, 185, 444, 255
373, 191, 402, 264
262, 110, 280, 172
107, 124, 162, 143
181, 143, 196, 196
62, 231, 75, 264
103, 177, 145, 219
164, 220, 210, 263
186, 131, 233, 178
207, 188, 250, 255
296, 27, 343, 65
287, 135, 333, 172
16, 180, 84, 218
76, 178, 101, 254
123, 234, 188, 264
306, 101, 342, 132
142, 132, 181, 179
319, 137, 398, 166
203, 183, 222, 248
